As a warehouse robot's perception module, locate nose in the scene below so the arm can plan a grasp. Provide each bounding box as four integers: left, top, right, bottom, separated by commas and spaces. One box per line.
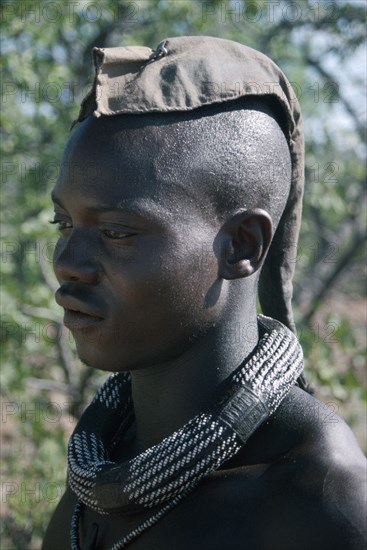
53, 230, 101, 284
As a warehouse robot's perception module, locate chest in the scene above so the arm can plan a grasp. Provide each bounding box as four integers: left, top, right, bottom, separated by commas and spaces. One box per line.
78, 466, 321, 550
45, 461, 338, 550
80, 479, 257, 550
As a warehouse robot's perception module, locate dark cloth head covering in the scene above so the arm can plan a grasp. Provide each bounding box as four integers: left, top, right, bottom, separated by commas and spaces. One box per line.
74, 36, 304, 334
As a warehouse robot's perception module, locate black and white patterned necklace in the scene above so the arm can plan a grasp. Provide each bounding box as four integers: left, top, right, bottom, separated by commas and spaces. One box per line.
68, 316, 304, 549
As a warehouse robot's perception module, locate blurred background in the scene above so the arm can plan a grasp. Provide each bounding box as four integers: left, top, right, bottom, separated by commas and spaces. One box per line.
1, 0, 366, 547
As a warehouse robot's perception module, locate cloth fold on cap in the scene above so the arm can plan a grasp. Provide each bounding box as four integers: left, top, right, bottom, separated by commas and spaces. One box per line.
74, 35, 304, 334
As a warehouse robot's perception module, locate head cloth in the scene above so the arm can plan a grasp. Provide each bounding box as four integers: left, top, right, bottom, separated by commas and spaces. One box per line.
74, 36, 304, 334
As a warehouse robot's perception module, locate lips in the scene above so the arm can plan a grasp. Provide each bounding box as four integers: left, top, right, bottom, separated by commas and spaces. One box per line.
55, 288, 105, 330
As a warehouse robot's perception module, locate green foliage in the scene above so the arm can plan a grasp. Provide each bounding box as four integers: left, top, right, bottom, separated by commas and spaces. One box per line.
2, 401, 68, 549
1, 1, 366, 546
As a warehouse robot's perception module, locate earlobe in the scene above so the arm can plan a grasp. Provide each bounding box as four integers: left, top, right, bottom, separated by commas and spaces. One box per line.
218, 209, 273, 280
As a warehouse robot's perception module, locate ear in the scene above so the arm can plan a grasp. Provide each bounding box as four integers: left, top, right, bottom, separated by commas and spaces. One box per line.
218, 208, 273, 280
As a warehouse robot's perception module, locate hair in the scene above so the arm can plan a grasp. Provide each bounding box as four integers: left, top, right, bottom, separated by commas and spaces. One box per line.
152, 98, 293, 228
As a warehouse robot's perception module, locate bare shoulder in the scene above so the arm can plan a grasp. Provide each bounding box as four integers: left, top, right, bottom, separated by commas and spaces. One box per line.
293, 388, 367, 538
233, 386, 367, 549
275, 386, 367, 478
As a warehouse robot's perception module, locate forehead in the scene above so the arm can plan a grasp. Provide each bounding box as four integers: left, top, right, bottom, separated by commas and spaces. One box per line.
61, 115, 178, 181
53, 106, 288, 225
54, 114, 209, 215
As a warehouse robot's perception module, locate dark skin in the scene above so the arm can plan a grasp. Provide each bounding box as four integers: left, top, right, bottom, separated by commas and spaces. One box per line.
43, 108, 366, 549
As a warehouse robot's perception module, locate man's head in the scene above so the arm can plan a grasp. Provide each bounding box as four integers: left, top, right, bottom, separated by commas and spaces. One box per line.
52, 98, 292, 372
72, 36, 304, 334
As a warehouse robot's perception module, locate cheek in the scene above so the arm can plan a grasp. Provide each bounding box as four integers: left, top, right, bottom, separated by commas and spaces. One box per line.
104, 214, 219, 318
154, 241, 220, 322
108, 238, 217, 319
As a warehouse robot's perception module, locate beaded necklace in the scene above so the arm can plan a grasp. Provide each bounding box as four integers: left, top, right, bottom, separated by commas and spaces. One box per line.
69, 316, 303, 549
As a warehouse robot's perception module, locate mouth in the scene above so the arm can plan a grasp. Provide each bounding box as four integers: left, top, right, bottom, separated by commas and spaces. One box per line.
63, 309, 104, 330
55, 290, 105, 330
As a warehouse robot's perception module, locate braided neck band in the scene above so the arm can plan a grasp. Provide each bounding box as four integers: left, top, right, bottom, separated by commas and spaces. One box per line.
68, 316, 304, 549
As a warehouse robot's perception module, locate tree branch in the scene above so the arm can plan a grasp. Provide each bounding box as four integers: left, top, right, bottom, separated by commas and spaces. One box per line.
21, 305, 61, 323
305, 55, 365, 139
38, 239, 59, 293
299, 228, 366, 323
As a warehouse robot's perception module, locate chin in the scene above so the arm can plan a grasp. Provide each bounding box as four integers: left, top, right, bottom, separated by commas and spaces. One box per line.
75, 343, 126, 372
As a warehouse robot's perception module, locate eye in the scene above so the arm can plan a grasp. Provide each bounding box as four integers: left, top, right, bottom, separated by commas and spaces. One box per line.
102, 229, 131, 240
49, 219, 73, 232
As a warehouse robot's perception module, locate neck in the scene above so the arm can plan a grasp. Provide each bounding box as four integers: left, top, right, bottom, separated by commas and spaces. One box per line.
128, 312, 259, 455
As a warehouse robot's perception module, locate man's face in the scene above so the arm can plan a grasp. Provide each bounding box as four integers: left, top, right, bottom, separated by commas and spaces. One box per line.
52, 116, 221, 372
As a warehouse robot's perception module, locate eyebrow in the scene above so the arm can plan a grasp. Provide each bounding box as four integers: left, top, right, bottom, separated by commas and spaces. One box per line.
51, 192, 170, 222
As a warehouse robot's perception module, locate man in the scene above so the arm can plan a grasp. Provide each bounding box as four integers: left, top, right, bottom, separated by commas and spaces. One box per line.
42, 36, 366, 549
